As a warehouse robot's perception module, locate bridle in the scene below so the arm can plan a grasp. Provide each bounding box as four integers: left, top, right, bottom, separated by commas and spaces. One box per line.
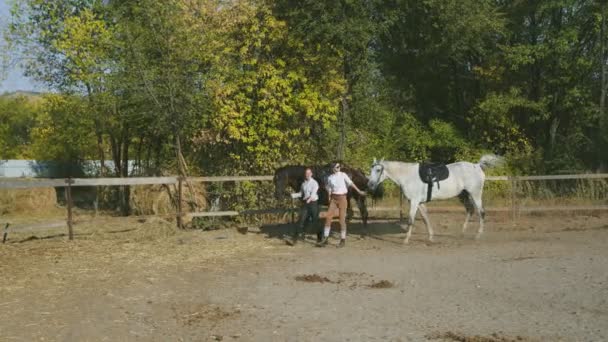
370, 162, 384, 187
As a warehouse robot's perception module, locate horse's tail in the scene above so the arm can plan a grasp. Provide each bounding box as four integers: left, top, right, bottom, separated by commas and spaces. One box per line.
478, 154, 503, 170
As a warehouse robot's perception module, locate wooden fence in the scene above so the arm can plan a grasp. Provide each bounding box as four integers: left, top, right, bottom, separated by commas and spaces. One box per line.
1, 173, 607, 242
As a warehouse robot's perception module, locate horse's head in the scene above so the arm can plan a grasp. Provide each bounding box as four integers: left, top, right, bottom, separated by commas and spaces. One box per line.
273, 165, 305, 200
273, 167, 289, 200
348, 166, 384, 199
368, 158, 387, 191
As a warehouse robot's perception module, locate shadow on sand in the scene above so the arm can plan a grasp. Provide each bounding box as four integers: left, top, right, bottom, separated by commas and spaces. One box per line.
257, 216, 407, 242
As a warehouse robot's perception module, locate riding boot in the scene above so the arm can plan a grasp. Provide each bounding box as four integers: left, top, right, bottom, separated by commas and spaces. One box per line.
316, 230, 323, 243
315, 236, 328, 247
284, 236, 296, 246
284, 235, 295, 245
290, 225, 304, 245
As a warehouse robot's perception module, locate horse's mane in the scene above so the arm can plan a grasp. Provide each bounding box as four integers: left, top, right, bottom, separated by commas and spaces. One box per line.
275, 164, 306, 172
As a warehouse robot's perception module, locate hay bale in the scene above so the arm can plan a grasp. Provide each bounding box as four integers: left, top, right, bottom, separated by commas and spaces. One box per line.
131, 217, 179, 242
0, 187, 58, 215
130, 183, 208, 216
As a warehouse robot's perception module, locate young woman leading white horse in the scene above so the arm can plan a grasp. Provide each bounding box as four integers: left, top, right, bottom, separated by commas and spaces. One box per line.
367, 155, 503, 244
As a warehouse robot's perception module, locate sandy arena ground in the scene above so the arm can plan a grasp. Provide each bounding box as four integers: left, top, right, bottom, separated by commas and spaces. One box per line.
1, 212, 607, 341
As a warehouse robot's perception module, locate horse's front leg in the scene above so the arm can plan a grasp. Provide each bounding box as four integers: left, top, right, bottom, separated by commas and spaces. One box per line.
403, 200, 420, 244
418, 203, 434, 242
346, 194, 354, 222
357, 196, 368, 227
354, 195, 369, 238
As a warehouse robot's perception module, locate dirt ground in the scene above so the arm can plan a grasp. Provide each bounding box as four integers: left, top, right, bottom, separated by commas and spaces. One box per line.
1, 212, 607, 342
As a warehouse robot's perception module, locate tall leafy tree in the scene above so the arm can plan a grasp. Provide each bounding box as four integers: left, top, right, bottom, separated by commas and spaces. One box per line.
474, 0, 604, 172
0, 94, 40, 159
205, 1, 344, 173
274, 0, 388, 161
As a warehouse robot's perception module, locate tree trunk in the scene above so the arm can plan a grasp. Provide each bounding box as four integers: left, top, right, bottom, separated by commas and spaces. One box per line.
135, 137, 143, 176
338, 97, 348, 161
154, 138, 163, 176
85, 83, 106, 212
120, 127, 130, 216
110, 134, 121, 176
175, 132, 199, 211
110, 131, 131, 215
144, 137, 153, 175
450, 59, 465, 120
601, 1, 608, 171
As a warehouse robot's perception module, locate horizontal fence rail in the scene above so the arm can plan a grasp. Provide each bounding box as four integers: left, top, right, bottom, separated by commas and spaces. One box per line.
0, 176, 179, 189
2, 173, 607, 242
190, 175, 274, 182
485, 174, 608, 181
3, 173, 608, 189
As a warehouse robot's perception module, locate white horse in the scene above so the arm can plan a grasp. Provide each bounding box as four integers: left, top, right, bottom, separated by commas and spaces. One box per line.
367, 155, 503, 243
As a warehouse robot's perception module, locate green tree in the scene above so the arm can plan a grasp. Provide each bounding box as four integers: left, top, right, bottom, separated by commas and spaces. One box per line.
475, 0, 604, 172
274, 0, 388, 161
206, 1, 344, 173
30, 94, 96, 163
0, 94, 41, 159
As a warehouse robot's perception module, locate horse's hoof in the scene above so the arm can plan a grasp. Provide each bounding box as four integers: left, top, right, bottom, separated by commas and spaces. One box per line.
403, 239, 410, 245
428, 237, 434, 243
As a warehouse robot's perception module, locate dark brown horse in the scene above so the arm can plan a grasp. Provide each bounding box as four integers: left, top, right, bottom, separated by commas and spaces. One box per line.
273, 163, 382, 227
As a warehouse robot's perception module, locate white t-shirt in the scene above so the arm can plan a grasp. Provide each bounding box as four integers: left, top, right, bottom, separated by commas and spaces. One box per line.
327, 172, 353, 195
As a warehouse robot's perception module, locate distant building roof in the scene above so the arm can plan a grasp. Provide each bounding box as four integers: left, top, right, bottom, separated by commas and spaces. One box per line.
0, 160, 135, 178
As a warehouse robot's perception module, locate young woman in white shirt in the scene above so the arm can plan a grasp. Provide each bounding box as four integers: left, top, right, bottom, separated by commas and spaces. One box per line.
317, 162, 366, 248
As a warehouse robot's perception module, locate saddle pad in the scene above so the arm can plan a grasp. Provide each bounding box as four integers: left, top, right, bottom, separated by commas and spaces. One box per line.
418, 162, 449, 184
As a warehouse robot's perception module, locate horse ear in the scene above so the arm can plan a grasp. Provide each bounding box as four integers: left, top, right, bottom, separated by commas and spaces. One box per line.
380, 157, 385, 163
373, 157, 377, 164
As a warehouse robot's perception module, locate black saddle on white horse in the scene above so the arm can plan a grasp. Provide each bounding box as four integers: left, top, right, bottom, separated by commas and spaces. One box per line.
418, 162, 449, 202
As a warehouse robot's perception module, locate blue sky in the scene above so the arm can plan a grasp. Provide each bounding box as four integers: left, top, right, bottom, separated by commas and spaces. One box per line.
0, 0, 40, 93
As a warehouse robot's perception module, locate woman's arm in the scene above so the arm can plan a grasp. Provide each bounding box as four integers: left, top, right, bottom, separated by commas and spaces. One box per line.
344, 173, 365, 196
349, 183, 366, 196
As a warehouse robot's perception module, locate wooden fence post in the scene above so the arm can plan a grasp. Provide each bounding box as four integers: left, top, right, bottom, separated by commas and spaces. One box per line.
510, 176, 517, 225
2, 223, 9, 243
65, 178, 74, 240
291, 198, 295, 224
177, 177, 183, 229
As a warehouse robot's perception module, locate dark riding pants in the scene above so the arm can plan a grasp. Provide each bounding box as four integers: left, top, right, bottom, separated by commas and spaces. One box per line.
296, 201, 319, 235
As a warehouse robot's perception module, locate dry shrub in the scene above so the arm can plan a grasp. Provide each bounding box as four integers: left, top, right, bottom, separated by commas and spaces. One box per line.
129, 183, 208, 216
130, 217, 179, 242
0, 188, 58, 215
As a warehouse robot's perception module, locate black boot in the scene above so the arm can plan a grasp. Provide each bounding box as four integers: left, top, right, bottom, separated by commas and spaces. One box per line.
316, 231, 323, 243
315, 236, 329, 247
338, 239, 345, 248
284, 235, 297, 246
